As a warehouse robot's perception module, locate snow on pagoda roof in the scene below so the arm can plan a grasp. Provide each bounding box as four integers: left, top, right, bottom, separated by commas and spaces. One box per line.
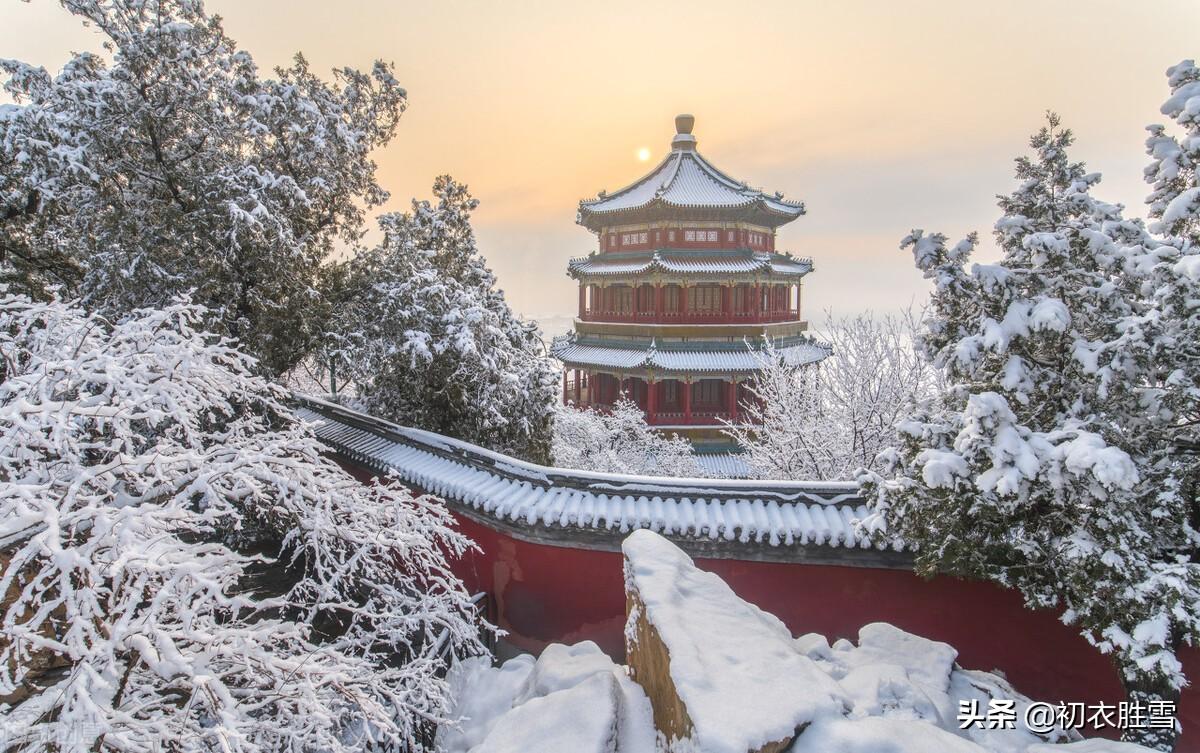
550, 336, 829, 374
295, 396, 901, 554
567, 251, 813, 279
577, 115, 805, 230
695, 452, 755, 479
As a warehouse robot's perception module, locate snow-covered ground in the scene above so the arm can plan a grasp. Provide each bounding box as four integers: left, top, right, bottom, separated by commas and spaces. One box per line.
437, 531, 1155, 753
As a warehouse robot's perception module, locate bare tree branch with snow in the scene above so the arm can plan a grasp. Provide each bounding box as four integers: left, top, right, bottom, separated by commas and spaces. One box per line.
0, 295, 483, 753
725, 309, 937, 481
551, 398, 708, 478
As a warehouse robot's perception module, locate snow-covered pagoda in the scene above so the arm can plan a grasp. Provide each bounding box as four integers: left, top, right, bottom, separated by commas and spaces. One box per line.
552, 114, 826, 449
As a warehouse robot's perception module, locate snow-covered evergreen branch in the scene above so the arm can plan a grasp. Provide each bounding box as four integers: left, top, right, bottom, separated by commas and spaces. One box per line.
863, 109, 1200, 751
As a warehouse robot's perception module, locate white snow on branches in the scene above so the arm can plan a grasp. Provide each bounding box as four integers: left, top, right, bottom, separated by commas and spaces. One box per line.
0, 0, 407, 375
726, 309, 938, 481
865, 105, 1200, 750
327, 177, 557, 465
551, 399, 708, 478
0, 295, 482, 753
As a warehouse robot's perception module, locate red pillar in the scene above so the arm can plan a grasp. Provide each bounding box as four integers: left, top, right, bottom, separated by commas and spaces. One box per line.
721, 284, 731, 319
683, 380, 692, 424
753, 283, 762, 321
728, 379, 738, 420
562, 369, 568, 404
579, 285, 586, 318
647, 378, 657, 424
655, 284, 664, 317
574, 369, 581, 405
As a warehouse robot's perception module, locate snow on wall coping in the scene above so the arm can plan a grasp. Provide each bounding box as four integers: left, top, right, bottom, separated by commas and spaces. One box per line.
295, 395, 902, 551
623, 529, 849, 752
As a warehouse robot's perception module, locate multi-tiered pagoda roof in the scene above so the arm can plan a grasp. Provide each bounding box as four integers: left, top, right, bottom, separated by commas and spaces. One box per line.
576, 115, 805, 230
552, 114, 825, 452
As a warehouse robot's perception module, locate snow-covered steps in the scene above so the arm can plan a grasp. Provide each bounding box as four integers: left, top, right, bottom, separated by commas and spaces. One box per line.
295, 395, 908, 565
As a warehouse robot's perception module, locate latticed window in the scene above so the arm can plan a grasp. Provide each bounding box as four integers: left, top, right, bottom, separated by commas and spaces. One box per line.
733, 284, 748, 312
637, 285, 655, 312
687, 284, 721, 313
661, 380, 680, 409
692, 380, 723, 408
612, 286, 633, 313
663, 285, 682, 312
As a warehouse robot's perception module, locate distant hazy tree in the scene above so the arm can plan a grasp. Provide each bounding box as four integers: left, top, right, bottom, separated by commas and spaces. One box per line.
330, 177, 557, 463
725, 311, 935, 481
552, 399, 706, 477
0, 0, 406, 374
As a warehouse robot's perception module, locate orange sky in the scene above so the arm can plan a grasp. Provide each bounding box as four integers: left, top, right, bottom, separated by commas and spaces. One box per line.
4, 0, 1199, 326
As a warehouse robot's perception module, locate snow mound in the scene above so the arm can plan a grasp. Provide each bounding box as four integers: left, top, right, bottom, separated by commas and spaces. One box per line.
790, 716, 989, 753
1026, 742, 1159, 753
514, 641, 618, 705
443, 532, 1161, 753
437, 644, 655, 753
622, 528, 848, 753
853, 622, 958, 696
468, 672, 620, 753
438, 655, 535, 752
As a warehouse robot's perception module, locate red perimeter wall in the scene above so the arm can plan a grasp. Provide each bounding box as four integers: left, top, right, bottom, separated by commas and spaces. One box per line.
334, 457, 1198, 748
449, 513, 1200, 750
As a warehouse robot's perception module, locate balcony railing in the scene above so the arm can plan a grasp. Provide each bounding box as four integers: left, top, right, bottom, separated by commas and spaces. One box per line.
580, 308, 800, 325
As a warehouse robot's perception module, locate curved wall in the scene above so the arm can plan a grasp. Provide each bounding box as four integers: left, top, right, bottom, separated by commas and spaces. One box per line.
447, 510, 1200, 749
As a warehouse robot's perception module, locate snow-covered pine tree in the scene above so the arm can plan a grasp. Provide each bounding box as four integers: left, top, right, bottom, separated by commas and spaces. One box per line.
0, 0, 405, 376
330, 176, 557, 464
862, 114, 1200, 750
724, 310, 936, 481
0, 294, 483, 753
1144, 60, 1200, 464
551, 398, 706, 477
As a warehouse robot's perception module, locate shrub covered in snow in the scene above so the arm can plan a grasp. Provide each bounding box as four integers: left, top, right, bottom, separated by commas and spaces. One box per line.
726, 309, 937, 481
863, 107, 1200, 750
326, 177, 557, 464
551, 398, 708, 477
0, 295, 483, 752
438, 642, 656, 753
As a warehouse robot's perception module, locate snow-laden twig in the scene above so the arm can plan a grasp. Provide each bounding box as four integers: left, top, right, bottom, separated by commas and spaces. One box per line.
725, 309, 937, 482
0, 294, 484, 753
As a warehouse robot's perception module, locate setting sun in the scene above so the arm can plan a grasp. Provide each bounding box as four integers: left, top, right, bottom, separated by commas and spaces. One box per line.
636, 146, 651, 162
